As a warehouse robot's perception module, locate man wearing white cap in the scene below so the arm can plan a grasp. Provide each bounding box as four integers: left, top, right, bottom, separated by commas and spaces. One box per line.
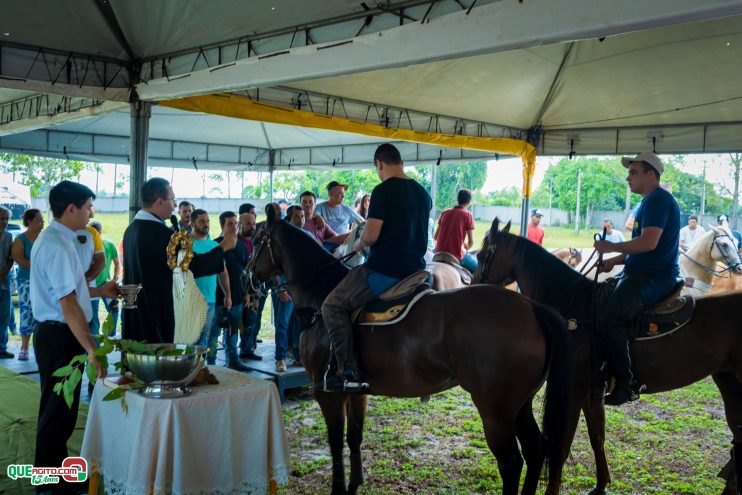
593, 152, 680, 406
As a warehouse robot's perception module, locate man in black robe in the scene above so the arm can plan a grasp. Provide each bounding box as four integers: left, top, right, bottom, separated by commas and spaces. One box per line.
123, 178, 236, 343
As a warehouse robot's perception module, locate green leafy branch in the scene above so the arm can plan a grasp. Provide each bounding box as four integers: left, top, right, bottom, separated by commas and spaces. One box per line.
51, 313, 194, 412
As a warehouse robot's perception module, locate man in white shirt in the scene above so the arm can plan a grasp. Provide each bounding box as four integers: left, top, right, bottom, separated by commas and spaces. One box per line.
30, 180, 118, 492
679, 215, 705, 252
602, 219, 625, 243
314, 181, 365, 235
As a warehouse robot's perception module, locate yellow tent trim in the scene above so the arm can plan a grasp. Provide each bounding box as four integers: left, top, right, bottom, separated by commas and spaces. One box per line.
161, 93, 538, 196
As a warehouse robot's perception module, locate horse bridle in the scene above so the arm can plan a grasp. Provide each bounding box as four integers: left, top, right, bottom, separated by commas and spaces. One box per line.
475, 239, 515, 286
681, 231, 742, 277
244, 223, 280, 295
244, 221, 360, 295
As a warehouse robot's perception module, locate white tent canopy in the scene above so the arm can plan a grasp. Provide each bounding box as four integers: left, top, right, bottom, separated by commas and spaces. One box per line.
1, 0, 741, 169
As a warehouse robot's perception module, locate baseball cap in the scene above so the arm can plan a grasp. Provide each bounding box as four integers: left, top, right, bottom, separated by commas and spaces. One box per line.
621, 151, 664, 175
718, 214, 728, 223
326, 180, 349, 192
530, 208, 544, 217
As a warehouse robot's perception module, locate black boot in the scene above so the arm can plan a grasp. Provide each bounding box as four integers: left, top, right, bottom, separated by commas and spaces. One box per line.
341, 368, 370, 393
604, 381, 640, 406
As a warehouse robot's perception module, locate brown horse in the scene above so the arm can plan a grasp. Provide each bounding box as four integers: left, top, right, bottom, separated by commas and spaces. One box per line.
551, 247, 583, 268
245, 215, 573, 495
474, 218, 742, 494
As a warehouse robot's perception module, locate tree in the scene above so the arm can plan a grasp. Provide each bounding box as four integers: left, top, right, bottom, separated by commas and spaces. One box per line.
729, 153, 741, 230
532, 157, 627, 223
413, 161, 488, 209
90, 163, 104, 195
0, 153, 86, 198
477, 187, 521, 206
660, 156, 729, 215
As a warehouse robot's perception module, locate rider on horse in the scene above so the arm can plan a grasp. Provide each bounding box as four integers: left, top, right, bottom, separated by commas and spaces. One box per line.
593, 152, 680, 406
321, 143, 432, 392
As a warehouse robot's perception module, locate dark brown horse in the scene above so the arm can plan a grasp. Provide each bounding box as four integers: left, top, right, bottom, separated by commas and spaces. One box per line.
245, 215, 573, 495
475, 218, 742, 494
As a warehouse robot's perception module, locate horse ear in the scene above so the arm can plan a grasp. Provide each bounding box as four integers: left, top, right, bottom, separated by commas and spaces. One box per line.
265, 203, 277, 225
503, 221, 511, 234
491, 217, 500, 234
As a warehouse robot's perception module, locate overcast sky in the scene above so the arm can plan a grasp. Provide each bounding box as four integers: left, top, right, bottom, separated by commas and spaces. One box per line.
1, 153, 738, 199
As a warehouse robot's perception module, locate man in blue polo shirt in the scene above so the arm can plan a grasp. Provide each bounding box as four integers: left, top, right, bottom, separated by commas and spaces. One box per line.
594, 152, 680, 406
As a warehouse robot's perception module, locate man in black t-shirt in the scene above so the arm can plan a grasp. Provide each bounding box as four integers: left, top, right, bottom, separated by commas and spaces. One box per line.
321, 144, 432, 392
214, 211, 250, 371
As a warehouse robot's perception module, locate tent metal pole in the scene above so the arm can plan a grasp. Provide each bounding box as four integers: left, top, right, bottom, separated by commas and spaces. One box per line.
519, 159, 536, 237
431, 162, 438, 218
268, 149, 275, 202
129, 101, 151, 221
520, 197, 530, 237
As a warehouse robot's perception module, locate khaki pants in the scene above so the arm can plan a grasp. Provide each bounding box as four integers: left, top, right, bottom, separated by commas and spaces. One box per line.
321, 265, 376, 375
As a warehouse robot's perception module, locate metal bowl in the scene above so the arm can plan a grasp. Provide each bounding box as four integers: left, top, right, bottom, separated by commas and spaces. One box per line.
126, 344, 206, 387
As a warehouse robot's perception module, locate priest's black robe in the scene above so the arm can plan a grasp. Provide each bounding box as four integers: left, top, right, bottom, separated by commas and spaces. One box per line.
122, 218, 224, 343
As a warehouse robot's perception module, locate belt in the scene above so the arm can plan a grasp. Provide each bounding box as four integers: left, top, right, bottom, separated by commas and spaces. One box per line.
38, 320, 70, 329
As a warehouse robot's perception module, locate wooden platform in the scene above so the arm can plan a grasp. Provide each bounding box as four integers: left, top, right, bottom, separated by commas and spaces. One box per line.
243, 342, 311, 402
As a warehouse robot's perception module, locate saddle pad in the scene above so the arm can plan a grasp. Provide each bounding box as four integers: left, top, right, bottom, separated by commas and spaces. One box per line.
632, 295, 695, 340
427, 260, 472, 285
356, 286, 433, 326
432, 251, 460, 266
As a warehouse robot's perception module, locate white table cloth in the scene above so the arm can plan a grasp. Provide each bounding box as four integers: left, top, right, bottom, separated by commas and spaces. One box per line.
81, 367, 290, 495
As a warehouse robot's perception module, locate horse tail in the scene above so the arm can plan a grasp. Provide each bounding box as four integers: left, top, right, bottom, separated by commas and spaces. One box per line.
532, 302, 572, 492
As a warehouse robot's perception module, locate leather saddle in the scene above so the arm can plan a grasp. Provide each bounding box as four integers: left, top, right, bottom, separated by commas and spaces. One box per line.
352, 271, 433, 326
632, 280, 695, 340
595, 278, 694, 340
431, 252, 472, 285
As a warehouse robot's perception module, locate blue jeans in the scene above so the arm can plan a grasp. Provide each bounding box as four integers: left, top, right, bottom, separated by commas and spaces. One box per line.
102, 298, 119, 337
8, 288, 16, 332
197, 303, 216, 363
240, 304, 258, 354
90, 299, 101, 335
271, 291, 292, 361
460, 253, 478, 273
0, 289, 9, 352
214, 304, 243, 366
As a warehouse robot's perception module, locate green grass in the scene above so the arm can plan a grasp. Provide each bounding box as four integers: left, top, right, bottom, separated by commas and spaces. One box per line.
473, 219, 600, 250
12, 214, 598, 253
278, 379, 730, 494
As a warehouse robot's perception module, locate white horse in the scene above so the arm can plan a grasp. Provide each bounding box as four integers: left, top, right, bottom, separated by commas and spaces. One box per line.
334, 224, 468, 290
679, 226, 742, 297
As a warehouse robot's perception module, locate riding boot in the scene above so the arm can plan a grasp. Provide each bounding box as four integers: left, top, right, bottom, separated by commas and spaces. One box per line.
602, 336, 639, 406
599, 275, 646, 406
321, 265, 376, 393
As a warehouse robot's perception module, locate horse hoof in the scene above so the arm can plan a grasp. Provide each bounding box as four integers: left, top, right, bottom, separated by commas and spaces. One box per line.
585, 487, 608, 495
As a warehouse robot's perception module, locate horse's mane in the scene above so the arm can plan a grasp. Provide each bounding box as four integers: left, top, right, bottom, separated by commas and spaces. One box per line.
492, 229, 595, 316
273, 220, 349, 302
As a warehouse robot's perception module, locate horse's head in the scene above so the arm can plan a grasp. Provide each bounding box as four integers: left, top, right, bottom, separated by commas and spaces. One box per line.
473, 217, 517, 285
709, 226, 742, 274
568, 248, 583, 268
244, 206, 283, 295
